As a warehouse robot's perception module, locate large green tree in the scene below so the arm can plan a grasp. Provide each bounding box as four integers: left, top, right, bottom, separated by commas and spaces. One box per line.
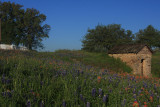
0, 1, 24, 45
22, 8, 50, 50
82, 24, 134, 52
0, 1, 50, 50
135, 25, 160, 48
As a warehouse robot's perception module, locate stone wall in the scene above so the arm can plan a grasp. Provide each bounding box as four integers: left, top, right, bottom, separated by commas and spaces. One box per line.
109, 46, 152, 77
137, 46, 152, 77
138, 46, 152, 55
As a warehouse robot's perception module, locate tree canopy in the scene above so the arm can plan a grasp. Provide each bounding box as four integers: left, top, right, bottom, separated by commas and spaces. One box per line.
0, 1, 51, 50
135, 25, 160, 49
82, 24, 134, 52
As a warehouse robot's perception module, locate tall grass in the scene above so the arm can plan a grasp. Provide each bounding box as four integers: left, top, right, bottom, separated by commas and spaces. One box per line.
151, 51, 160, 77
0, 50, 160, 106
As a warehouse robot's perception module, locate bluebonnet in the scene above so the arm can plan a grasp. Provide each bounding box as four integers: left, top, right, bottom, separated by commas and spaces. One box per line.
81, 71, 84, 75
1, 92, 6, 97
62, 70, 67, 76
62, 100, 66, 107
154, 84, 157, 92
80, 94, 83, 101
40, 81, 44, 86
91, 88, 96, 97
121, 99, 126, 106
143, 82, 148, 88
86, 102, 90, 107
2, 91, 12, 98
7, 91, 12, 98
98, 88, 103, 98
76, 70, 80, 76
138, 90, 141, 95
6, 79, 11, 84
109, 89, 112, 93
26, 100, 31, 107
133, 94, 136, 99
1, 74, 6, 84
133, 89, 136, 94
103, 94, 109, 104
40, 100, 44, 107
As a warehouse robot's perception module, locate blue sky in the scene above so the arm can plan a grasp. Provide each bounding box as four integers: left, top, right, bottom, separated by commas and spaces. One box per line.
1, 0, 160, 51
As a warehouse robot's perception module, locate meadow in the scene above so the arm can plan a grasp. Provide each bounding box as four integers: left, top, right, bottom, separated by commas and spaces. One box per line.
0, 50, 160, 107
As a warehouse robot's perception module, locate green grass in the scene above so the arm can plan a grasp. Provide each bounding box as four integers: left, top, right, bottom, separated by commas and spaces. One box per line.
0, 50, 160, 106
53, 50, 132, 73
54, 49, 160, 77
151, 51, 160, 77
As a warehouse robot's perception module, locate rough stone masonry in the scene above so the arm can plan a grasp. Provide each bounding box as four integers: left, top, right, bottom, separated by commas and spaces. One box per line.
108, 44, 152, 77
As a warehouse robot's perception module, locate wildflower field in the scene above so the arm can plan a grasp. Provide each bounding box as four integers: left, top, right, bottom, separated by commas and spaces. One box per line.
0, 50, 160, 107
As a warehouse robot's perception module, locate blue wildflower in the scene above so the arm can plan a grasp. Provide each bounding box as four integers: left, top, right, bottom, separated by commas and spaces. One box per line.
40, 100, 44, 107
133, 94, 136, 99
133, 89, 136, 94
7, 91, 12, 98
80, 94, 83, 101
62, 100, 66, 107
91, 88, 96, 97
121, 99, 126, 106
86, 102, 90, 107
26, 100, 31, 107
103, 94, 108, 104
98, 88, 103, 98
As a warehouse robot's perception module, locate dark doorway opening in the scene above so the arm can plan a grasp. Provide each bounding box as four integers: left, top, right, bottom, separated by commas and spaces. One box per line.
141, 59, 144, 76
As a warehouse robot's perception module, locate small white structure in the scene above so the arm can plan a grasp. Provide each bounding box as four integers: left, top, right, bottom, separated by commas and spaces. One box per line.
0, 44, 15, 50
17, 46, 28, 51
0, 44, 28, 51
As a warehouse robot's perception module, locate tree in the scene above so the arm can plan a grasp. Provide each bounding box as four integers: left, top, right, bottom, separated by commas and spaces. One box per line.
0, 1, 24, 45
135, 25, 160, 48
0, 1, 51, 50
22, 8, 50, 50
82, 24, 134, 52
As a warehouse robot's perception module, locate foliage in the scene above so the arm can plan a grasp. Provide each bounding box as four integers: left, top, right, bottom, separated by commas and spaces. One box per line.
0, 50, 160, 107
0, 1, 51, 50
0, 1, 24, 44
82, 24, 134, 52
135, 25, 160, 48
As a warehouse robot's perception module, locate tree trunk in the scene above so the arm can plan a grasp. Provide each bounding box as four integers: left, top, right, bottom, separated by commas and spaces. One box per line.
28, 43, 32, 50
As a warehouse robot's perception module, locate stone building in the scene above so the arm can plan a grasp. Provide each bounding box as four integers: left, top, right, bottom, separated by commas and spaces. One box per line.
108, 44, 153, 77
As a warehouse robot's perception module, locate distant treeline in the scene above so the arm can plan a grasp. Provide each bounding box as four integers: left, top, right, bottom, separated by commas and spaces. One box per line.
0, 1, 50, 50
82, 24, 160, 52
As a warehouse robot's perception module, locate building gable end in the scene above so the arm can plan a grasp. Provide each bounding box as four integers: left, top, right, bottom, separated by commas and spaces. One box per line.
137, 46, 152, 55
